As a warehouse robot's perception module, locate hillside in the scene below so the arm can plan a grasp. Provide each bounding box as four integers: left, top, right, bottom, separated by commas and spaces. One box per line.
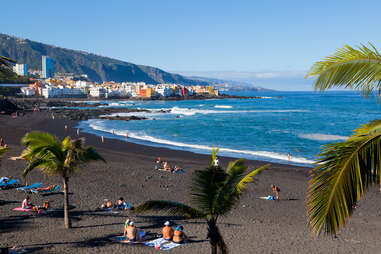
0, 34, 207, 85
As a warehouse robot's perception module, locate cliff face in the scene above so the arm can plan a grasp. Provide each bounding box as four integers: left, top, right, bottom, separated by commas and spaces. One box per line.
0, 34, 207, 85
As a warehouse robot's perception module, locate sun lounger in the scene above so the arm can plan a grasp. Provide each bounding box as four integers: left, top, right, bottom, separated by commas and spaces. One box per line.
0, 179, 20, 188
17, 182, 42, 192
110, 231, 146, 243
30, 185, 60, 194
144, 237, 188, 250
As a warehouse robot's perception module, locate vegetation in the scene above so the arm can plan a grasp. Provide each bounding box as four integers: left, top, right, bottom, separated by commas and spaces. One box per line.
0, 145, 8, 166
20, 132, 105, 228
306, 43, 381, 235
136, 148, 269, 254
0, 33, 208, 85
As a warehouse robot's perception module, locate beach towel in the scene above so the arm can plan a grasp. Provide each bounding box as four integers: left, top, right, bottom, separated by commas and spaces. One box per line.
9, 247, 27, 254
13, 207, 33, 211
30, 185, 60, 194
259, 196, 275, 200
0, 179, 19, 187
17, 182, 42, 191
144, 237, 188, 250
102, 208, 121, 214
110, 231, 146, 243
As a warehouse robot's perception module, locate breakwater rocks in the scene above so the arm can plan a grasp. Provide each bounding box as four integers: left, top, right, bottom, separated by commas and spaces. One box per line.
51, 108, 150, 121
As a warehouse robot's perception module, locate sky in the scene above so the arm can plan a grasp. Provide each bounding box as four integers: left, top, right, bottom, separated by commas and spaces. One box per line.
2, 0, 381, 90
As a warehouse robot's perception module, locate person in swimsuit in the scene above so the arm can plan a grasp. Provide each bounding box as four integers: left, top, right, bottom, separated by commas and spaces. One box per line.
162, 221, 174, 240
173, 225, 188, 244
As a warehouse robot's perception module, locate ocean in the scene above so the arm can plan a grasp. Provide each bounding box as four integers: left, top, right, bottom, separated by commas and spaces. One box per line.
76, 91, 381, 167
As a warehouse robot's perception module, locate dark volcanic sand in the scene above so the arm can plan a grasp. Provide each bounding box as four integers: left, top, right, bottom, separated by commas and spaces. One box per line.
0, 112, 380, 254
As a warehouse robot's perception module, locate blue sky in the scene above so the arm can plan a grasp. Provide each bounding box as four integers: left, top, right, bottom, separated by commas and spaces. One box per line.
2, 0, 381, 90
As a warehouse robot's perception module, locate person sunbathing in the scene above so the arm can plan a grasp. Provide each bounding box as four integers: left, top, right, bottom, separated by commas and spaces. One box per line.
162, 221, 174, 240
34, 185, 56, 192
101, 199, 113, 209
163, 161, 170, 171
123, 218, 130, 236
32, 201, 50, 214
126, 221, 141, 242
21, 196, 33, 209
173, 165, 183, 173
173, 225, 188, 244
114, 197, 130, 210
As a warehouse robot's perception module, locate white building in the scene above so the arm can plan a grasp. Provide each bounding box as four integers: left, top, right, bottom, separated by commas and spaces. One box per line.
42, 86, 62, 98
20, 87, 35, 96
13, 64, 28, 76
156, 85, 172, 97
89, 87, 106, 98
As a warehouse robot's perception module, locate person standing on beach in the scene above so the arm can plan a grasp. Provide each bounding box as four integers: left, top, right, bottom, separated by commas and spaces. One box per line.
101, 136, 104, 143
272, 184, 280, 200
64, 125, 67, 131
77, 129, 80, 136
214, 156, 219, 167
126, 132, 128, 140
287, 153, 291, 162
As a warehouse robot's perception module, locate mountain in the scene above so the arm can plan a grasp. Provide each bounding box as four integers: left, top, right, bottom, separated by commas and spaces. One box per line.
189, 76, 274, 91
0, 33, 207, 85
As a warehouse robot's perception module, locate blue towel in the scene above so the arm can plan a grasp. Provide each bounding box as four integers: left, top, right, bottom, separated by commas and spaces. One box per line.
17, 182, 42, 191
0, 179, 19, 187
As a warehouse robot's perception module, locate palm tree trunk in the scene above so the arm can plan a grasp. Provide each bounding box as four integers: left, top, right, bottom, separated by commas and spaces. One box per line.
207, 218, 228, 254
63, 176, 71, 229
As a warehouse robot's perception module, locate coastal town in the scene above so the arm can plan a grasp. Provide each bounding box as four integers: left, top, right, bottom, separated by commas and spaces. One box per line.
14, 56, 220, 99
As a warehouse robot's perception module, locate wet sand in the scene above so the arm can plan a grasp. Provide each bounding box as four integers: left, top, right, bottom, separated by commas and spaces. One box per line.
0, 112, 380, 253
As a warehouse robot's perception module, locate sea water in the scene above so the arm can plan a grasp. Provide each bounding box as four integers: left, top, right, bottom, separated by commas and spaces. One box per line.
76, 91, 381, 167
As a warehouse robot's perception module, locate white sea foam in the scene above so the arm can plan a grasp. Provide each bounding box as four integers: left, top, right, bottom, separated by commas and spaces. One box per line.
299, 133, 348, 141
170, 107, 309, 116
86, 120, 315, 164
214, 105, 233, 109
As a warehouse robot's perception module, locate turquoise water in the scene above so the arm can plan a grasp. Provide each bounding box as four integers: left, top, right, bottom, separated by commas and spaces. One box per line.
76, 91, 381, 167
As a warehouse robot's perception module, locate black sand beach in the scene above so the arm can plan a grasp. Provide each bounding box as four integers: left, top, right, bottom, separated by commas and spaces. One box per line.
1, 112, 380, 253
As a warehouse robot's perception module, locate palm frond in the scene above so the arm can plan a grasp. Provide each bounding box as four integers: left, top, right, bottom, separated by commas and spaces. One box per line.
191, 166, 227, 214
134, 200, 205, 219
0, 146, 8, 159
235, 164, 270, 194
306, 43, 381, 97
210, 159, 248, 215
21, 132, 64, 162
307, 119, 381, 235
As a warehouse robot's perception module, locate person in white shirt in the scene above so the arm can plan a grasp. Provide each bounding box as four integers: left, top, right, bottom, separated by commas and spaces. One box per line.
22, 196, 33, 209
214, 157, 219, 167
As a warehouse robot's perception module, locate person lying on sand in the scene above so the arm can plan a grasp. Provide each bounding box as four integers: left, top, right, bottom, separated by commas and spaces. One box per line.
21, 195, 33, 209
162, 221, 174, 240
172, 165, 183, 173
34, 185, 57, 192
101, 199, 113, 209
173, 225, 188, 244
32, 201, 50, 215
125, 221, 141, 242
114, 197, 131, 210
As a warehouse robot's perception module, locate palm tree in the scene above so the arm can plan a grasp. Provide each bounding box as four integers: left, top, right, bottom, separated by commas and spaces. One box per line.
20, 132, 105, 229
306, 43, 381, 235
135, 148, 269, 254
